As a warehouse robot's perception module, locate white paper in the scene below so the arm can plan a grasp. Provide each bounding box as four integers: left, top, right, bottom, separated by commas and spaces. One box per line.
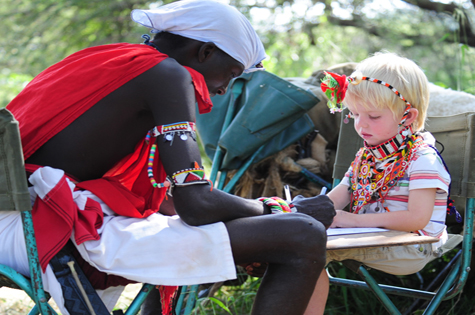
327, 227, 390, 236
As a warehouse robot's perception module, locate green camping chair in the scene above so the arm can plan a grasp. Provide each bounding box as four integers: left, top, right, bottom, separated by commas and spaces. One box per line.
175, 70, 321, 313
329, 109, 475, 314
0, 108, 155, 315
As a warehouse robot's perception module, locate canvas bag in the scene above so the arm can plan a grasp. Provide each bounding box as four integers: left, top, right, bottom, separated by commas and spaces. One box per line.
197, 70, 320, 170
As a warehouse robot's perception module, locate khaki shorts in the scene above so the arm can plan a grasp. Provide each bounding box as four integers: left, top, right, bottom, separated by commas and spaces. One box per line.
326, 243, 434, 275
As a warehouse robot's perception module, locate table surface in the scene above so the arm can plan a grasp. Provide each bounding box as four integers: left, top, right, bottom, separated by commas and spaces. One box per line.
327, 230, 439, 251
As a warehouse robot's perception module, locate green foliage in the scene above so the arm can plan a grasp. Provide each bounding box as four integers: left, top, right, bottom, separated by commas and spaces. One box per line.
1, 0, 475, 96
0, 0, 174, 77
193, 276, 260, 315
265, 5, 474, 93
0, 71, 33, 108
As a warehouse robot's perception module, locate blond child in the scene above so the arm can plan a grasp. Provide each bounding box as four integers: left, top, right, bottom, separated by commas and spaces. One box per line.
305, 52, 454, 314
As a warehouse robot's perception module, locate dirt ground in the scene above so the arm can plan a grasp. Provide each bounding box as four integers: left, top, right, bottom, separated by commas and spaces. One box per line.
0, 283, 142, 314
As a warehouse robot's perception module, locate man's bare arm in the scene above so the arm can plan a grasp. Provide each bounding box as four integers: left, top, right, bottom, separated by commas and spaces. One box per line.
138, 60, 269, 226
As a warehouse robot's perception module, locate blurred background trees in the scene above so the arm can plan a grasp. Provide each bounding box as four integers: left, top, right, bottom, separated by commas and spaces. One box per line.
1, 0, 474, 107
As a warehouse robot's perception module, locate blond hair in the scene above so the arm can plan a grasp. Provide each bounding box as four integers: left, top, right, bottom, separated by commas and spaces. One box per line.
344, 52, 430, 131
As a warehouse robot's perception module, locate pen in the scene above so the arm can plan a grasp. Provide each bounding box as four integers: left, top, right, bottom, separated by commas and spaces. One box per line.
284, 185, 291, 202
320, 187, 327, 195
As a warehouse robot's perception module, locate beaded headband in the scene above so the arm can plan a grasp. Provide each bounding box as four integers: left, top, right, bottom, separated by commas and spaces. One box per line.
321, 71, 412, 127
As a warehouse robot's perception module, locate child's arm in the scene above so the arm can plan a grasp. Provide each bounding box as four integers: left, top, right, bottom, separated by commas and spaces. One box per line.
327, 183, 351, 210
330, 188, 436, 232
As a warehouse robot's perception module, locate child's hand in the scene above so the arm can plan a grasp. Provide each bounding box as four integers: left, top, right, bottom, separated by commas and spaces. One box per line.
291, 194, 336, 229
330, 210, 355, 228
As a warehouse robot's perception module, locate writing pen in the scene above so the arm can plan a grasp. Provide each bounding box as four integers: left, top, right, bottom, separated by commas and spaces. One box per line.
284, 185, 291, 202
320, 187, 327, 195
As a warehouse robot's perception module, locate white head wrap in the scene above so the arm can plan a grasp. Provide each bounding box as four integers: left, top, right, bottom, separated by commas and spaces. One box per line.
131, 0, 266, 73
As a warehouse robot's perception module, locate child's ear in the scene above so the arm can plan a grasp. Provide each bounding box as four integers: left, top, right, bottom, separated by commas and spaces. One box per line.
404, 108, 419, 126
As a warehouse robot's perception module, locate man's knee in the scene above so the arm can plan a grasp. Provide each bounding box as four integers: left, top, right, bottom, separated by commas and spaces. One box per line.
284, 213, 327, 257
226, 213, 326, 265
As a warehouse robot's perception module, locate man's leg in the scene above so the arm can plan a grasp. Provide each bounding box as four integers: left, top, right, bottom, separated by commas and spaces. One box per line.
141, 286, 162, 314
225, 212, 327, 315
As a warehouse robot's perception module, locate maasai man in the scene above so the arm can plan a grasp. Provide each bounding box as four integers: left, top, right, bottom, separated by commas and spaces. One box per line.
1, 1, 335, 314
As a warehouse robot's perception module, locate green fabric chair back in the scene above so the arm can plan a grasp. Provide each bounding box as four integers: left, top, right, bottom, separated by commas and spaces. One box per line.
0, 108, 31, 211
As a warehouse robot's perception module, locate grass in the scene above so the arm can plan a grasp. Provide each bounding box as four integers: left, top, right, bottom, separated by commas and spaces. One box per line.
190, 277, 260, 315
0, 287, 61, 315
0, 297, 37, 315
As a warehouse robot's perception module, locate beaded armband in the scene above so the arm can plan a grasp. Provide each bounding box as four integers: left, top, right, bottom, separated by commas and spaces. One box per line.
147, 122, 196, 146
257, 197, 296, 214
146, 121, 198, 190
172, 162, 213, 190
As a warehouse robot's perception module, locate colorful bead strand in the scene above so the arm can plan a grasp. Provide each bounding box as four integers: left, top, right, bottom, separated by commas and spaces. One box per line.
147, 143, 170, 189
257, 197, 296, 214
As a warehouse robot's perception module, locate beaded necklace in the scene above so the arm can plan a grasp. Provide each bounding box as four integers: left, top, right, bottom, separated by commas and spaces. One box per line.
348, 127, 425, 214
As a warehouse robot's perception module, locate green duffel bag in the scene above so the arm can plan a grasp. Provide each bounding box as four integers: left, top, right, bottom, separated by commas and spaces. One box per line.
196, 70, 319, 170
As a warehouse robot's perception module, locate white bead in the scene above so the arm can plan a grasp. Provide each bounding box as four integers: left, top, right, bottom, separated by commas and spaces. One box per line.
350, 71, 363, 85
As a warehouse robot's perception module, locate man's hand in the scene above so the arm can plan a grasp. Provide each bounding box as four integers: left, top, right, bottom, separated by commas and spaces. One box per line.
290, 194, 336, 229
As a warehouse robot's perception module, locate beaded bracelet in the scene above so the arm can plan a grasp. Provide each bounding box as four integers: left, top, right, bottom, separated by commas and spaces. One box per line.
172, 162, 213, 190
257, 197, 296, 214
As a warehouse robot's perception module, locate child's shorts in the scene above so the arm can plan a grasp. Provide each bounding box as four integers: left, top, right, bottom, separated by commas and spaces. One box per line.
326, 243, 435, 275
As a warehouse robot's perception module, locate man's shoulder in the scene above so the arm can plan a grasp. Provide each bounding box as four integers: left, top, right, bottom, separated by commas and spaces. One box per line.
137, 57, 192, 85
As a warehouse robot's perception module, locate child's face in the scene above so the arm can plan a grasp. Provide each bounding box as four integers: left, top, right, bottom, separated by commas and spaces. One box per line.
347, 101, 400, 146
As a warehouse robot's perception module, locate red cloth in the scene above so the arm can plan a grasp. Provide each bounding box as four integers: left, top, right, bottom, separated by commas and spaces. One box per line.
8, 43, 213, 160
26, 164, 135, 290
8, 44, 212, 282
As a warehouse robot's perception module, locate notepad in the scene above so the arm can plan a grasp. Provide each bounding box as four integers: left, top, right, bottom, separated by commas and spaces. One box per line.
327, 227, 390, 236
